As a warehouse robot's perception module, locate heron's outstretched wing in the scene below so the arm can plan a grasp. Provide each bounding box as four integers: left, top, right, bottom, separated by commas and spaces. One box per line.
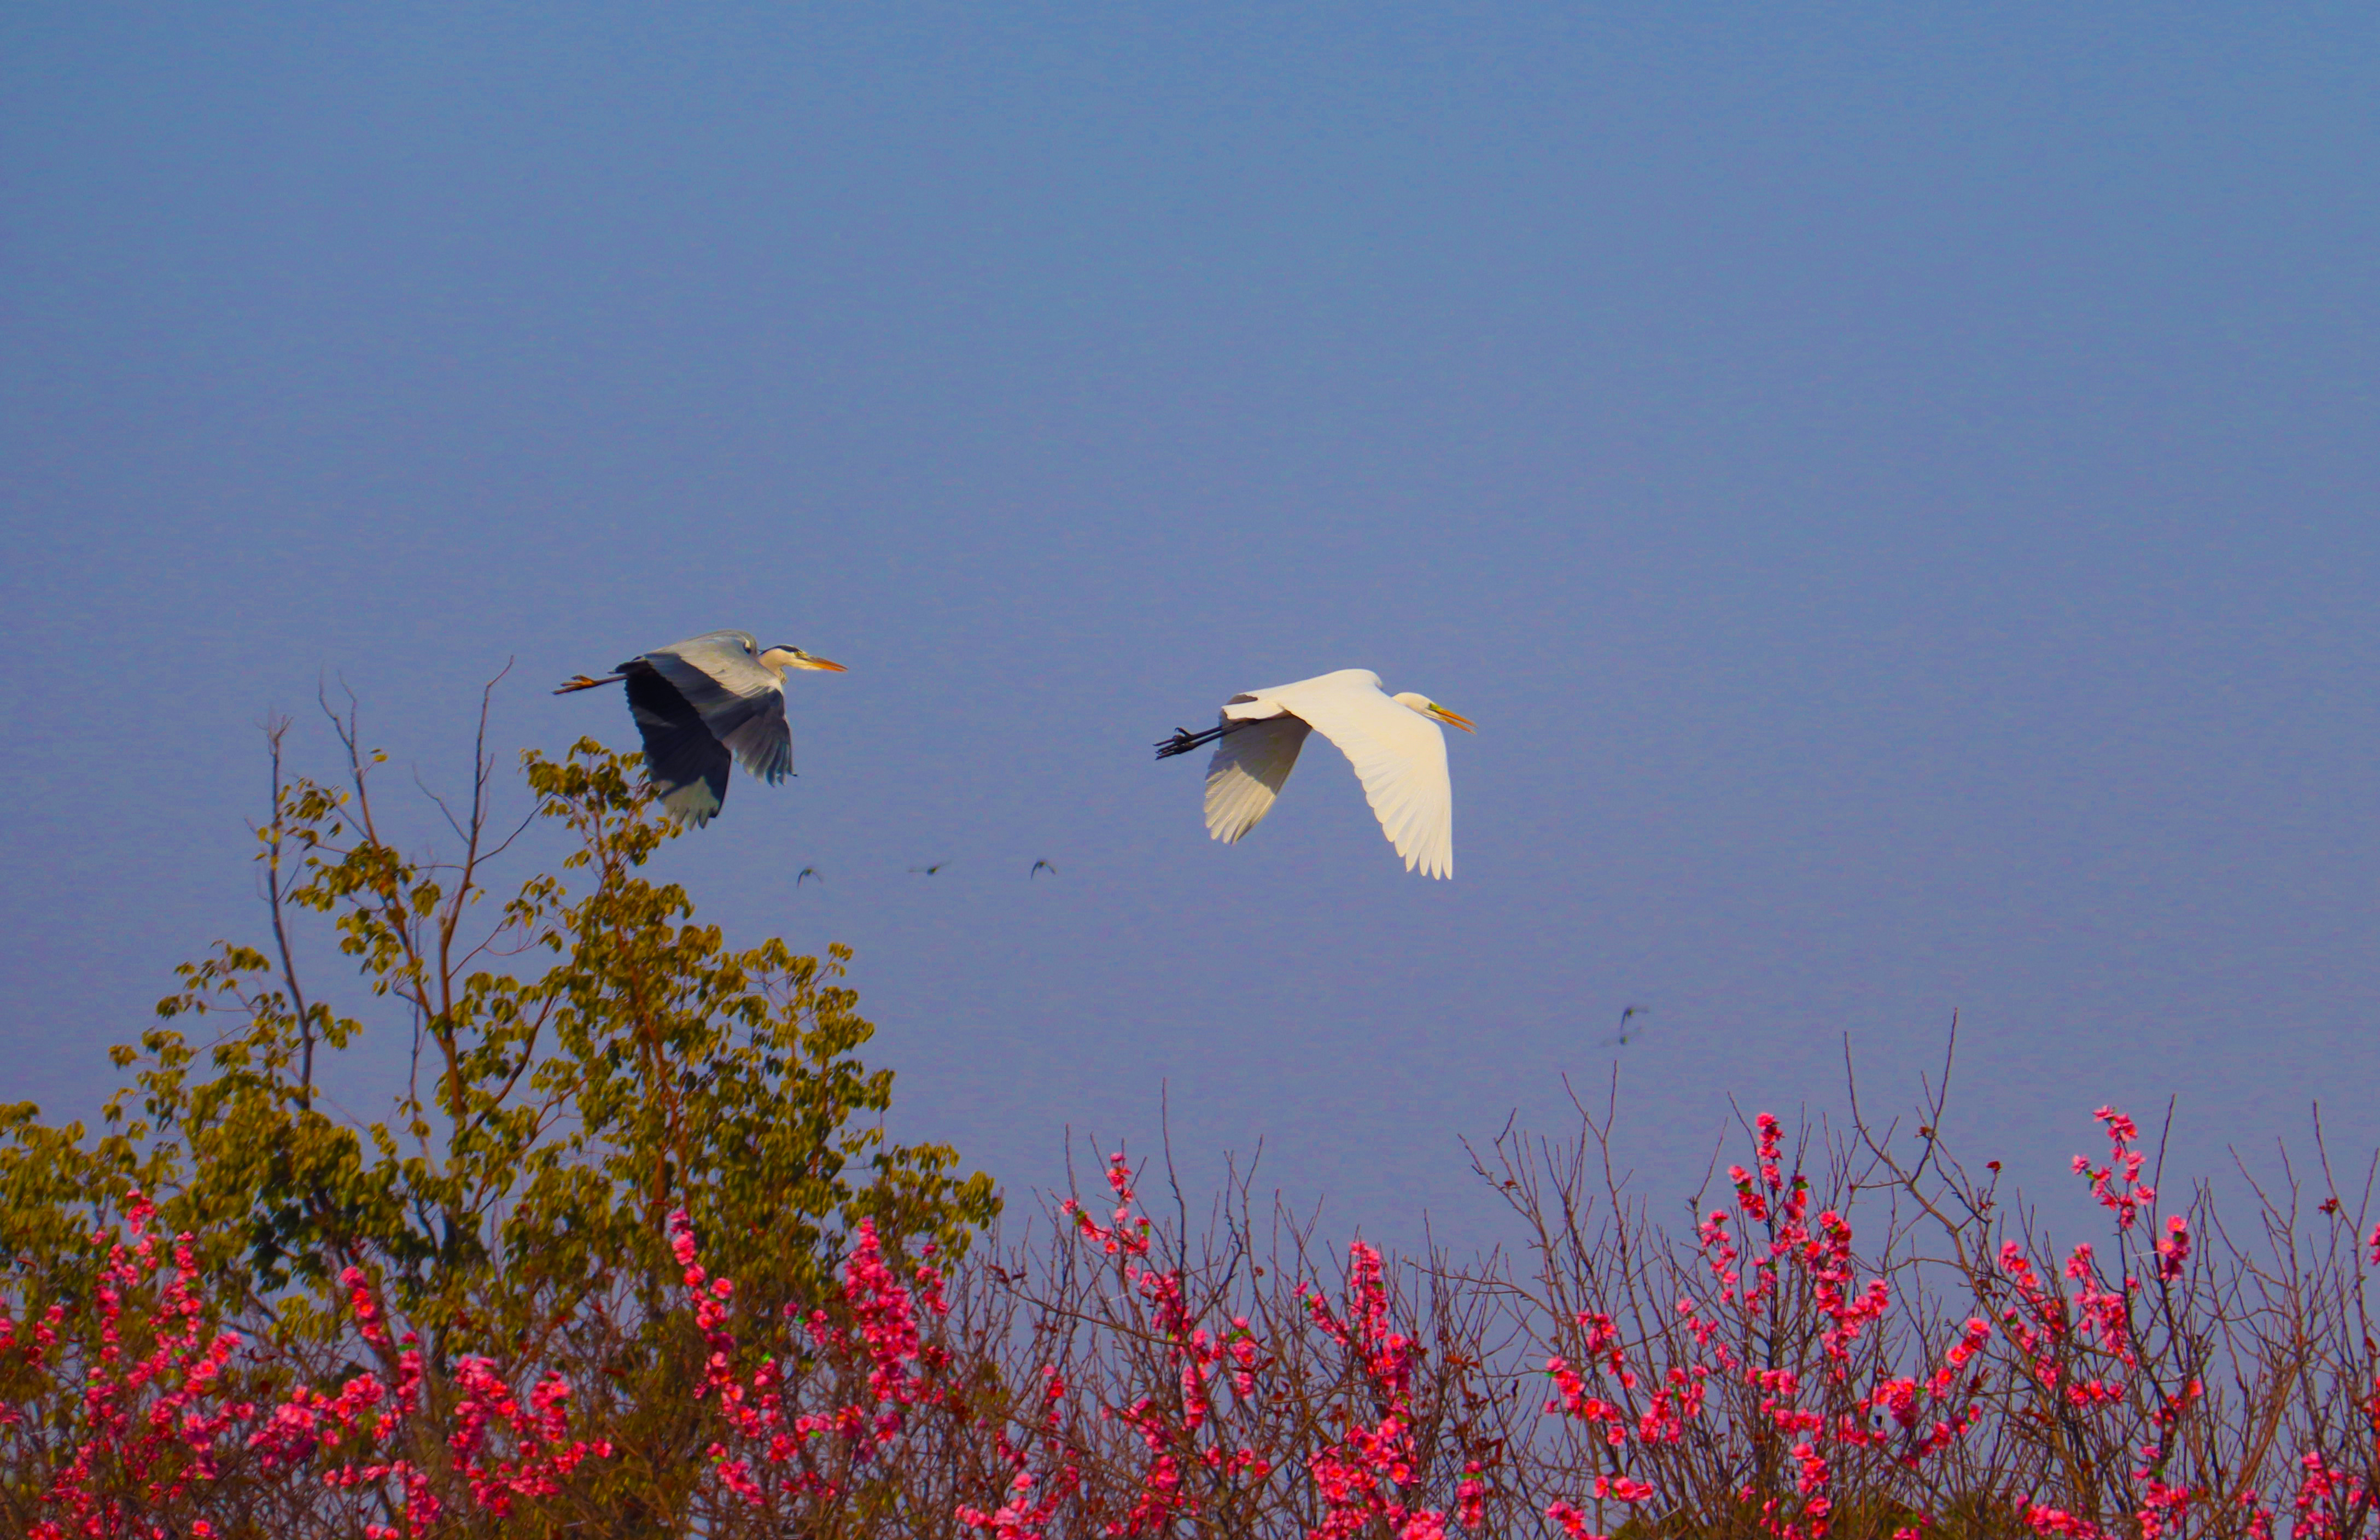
1203, 715, 1312, 844
1251, 670, 1455, 878
639, 631, 794, 784
622, 666, 733, 825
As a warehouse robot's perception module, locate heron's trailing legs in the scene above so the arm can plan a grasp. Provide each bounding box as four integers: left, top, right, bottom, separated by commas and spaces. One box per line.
1154, 723, 1233, 759
553, 673, 625, 695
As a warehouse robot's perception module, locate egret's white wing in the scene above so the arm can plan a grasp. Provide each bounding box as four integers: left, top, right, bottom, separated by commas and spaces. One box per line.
1203, 715, 1312, 843
1252, 670, 1455, 878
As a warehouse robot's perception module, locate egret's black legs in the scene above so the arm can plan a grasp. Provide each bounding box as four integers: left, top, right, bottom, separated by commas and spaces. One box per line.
1154, 724, 1229, 760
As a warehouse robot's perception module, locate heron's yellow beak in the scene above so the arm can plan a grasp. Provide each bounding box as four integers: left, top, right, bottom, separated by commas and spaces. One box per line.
1427, 703, 1475, 733
763, 647, 848, 673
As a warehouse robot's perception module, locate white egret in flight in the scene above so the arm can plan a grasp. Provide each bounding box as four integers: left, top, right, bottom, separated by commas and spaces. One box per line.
1156, 669, 1475, 878
555, 629, 845, 826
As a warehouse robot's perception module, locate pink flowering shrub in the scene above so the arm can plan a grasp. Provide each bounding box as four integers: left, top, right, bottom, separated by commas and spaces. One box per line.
1450, 1083, 2380, 1540
661, 1147, 1503, 1537
0, 1189, 264, 1537
9, 1096, 2380, 1538
1021, 1151, 1504, 1537
1476, 1108, 2000, 1538
0, 1190, 621, 1537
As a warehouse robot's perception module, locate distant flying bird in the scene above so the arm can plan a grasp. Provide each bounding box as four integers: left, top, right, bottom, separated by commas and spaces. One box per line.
909, 862, 947, 876
1030, 860, 1057, 879
797, 867, 822, 886
1156, 669, 1474, 879
555, 629, 845, 826
1601, 1005, 1651, 1048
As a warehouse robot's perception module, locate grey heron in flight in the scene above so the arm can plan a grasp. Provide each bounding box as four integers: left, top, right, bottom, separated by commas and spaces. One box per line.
555, 629, 845, 826
1157, 669, 1474, 879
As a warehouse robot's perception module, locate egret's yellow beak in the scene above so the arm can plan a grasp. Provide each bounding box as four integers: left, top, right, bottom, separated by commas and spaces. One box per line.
794, 655, 848, 673
1427, 703, 1475, 733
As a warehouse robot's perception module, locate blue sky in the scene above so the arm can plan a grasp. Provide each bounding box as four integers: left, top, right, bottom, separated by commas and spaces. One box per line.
4, 3, 2376, 1250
